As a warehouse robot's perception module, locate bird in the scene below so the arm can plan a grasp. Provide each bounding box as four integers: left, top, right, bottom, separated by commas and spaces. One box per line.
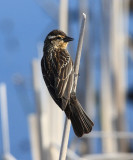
41, 30, 94, 137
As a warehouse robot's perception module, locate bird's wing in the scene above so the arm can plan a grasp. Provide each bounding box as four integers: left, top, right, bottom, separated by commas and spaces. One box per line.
53, 50, 73, 98
41, 50, 73, 110
41, 57, 59, 104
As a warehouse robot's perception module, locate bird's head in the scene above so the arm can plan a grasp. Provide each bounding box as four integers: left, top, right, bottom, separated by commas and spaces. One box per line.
44, 30, 74, 49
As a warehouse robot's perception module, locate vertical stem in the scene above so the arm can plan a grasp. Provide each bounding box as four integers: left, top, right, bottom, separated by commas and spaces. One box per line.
0, 83, 10, 154
59, 118, 71, 160
59, 13, 86, 160
28, 114, 41, 160
72, 13, 86, 93
32, 60, 44, 160
110, 0, 129, 152
100, 0, 118, 153
59, 0, 68, 33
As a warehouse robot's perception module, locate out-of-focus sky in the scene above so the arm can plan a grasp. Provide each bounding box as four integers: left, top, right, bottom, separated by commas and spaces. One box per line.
0, 0, 59, 159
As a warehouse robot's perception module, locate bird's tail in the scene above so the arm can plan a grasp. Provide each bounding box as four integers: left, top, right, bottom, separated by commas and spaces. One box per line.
65, 93, 94, 137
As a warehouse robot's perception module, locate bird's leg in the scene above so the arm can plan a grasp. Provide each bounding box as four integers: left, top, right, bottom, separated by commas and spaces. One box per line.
70, 92, 76, 99
74, 73, 80, 78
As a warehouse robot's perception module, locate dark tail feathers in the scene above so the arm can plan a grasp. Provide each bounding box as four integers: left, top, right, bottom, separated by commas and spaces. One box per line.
65, 93, 94, 137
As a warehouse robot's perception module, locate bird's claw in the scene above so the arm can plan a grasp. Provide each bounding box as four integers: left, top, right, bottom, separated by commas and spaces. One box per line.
74, 73, 80, 78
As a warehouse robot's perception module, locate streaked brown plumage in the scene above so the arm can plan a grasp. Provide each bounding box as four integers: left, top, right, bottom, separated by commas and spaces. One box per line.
41, 30, 94, 137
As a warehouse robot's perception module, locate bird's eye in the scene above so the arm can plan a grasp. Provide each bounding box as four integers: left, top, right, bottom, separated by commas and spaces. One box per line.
57, 37, 62, 40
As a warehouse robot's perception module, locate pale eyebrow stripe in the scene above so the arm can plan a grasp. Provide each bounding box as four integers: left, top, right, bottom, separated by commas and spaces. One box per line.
48, 35, 56, 39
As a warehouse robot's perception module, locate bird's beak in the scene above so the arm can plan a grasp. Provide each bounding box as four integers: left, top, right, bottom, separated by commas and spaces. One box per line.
63, 36, 74, 42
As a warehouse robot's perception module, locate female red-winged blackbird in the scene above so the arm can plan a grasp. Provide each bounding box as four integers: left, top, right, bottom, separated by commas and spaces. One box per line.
41, 30, 94, 137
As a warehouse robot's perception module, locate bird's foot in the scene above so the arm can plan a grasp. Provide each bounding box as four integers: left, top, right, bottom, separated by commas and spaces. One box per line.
74, 73, 80, 78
